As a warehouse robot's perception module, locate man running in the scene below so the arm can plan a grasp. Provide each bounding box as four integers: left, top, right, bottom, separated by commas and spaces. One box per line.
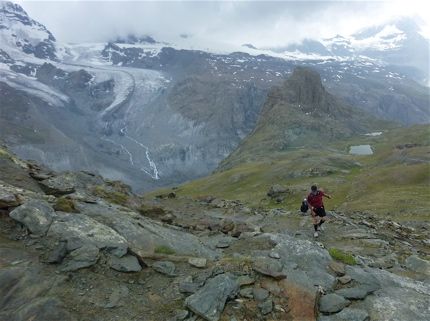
307, 184, 332, 238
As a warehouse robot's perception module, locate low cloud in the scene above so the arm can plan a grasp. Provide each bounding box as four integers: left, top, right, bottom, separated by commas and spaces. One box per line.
18, 0, 430, 48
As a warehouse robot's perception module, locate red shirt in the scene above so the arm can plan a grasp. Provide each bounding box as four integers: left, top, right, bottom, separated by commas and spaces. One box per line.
307, 190, 325, 208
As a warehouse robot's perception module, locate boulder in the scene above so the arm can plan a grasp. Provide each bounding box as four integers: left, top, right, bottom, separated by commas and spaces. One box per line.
0, 190, 20, 208
61, 244, 99, 272
253, 287, 269, 301
152, 261, 176, 277
252, 257, 287, 280
47, 213, 128, 257
109, 255, 142, 272
185, 273, 239, 321
9, 200, 55, 235
39, 176, 76, 196
319, 293, 350, 314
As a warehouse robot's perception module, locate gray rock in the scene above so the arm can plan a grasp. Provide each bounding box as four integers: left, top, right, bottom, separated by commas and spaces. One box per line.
337, 275, 352, 285
0, 190, 20, 208
319, 293, 350, 314
318, 308, 369, 321
258, 298, 273, 315
47, 212, 128, 257
152, 261, 176, 277
77, 202, 218, 259
239, 287, 254, 299
344, 266, 380, 291
179, 280, 200, 294
271, 233, 336, 291
61, 244, 99, 272
335, 287, 370, 300
174, 309, 189, 320
252, 257, 286, 280
9, 200, 55, 235
188, 257, 207, 268
237, 275, 255, 286
405, 255, 430, 276
329, 261, 345, 276
47, 241, 68, 264
185, 273, 239, 321
109, 255, 142, 272
253, 287, 269, 301
39, 175, 76, 196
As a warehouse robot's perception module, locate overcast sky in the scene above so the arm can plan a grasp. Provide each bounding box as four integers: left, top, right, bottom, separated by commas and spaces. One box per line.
17, 0, 430, 49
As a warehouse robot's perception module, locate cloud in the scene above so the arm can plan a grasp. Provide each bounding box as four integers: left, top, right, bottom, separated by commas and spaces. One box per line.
17, 0, 430, 48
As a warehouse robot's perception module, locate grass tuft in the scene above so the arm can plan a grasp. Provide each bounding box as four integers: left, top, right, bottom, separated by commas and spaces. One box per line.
328, 247, 357, 265
54, 197, 79, 213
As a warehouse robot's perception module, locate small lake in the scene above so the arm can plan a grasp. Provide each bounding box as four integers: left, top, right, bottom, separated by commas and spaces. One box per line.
349, 145, 373, 155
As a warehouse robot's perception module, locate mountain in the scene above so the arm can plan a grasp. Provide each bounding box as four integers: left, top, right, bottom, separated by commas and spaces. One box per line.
280, 17, 430, 86
0, 1, 57, 60
0, 1, 429, 192
219, 67, 392, 169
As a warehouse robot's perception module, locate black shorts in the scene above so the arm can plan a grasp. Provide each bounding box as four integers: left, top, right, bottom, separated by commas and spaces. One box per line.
313, 207, 326, 217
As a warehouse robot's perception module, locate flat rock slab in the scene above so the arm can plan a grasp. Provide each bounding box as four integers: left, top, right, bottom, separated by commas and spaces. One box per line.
77, 202, 218, 259
318, 308, 369, 321
152, 261, 176, 277
48, 213, 128, 257
185, 273, 239, 321
319, 293, 350, 314
109, 255, 142, 272
9, 200, 55, 235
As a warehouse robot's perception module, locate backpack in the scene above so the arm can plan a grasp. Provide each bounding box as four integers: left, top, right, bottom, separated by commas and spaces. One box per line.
300, 199, 308, 213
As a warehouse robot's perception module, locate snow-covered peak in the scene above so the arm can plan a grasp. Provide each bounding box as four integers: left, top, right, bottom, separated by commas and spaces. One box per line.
351, 24, 407, 51
0, 1, 57, 60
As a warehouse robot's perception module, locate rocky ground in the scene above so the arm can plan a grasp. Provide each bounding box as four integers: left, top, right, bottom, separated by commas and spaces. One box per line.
0, 149, 429, 321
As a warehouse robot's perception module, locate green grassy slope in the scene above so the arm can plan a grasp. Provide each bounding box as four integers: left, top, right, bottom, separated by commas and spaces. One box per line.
149, 125, 429, 221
